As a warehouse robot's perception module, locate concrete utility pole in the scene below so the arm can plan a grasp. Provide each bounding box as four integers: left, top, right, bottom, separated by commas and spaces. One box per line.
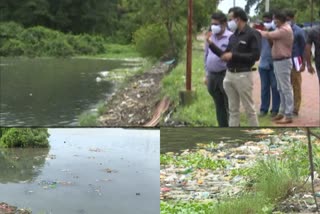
265, 0, 270, 12
233, 0, 236, 7
179, 0, 194, 105
311, 0, 314, 27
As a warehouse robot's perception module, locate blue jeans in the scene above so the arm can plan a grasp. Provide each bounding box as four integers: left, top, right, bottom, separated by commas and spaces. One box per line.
258, 66, 280, 114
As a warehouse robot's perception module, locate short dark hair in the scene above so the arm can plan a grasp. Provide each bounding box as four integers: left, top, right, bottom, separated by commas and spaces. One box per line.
229, 7, 248, 22
211, 12, 227, 24
273, 10, 287, 23
284, 9, 295, 18
262, 12, 273, 20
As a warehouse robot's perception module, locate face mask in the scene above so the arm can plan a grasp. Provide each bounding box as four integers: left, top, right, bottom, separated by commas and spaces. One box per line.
228, 19, 238, 32
263, 22, 273, 30
271, 20, 276, 29
211, 25, 222, 35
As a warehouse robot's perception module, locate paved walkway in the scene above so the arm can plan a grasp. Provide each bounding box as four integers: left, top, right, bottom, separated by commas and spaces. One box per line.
252, 70, 320, 127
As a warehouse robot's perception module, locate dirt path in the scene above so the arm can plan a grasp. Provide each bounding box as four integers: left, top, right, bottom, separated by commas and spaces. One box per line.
98, 62, 173, 126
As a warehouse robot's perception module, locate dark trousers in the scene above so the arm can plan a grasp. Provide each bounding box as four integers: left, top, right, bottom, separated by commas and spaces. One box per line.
207, 72, 229, 127
258, 66, 280, 113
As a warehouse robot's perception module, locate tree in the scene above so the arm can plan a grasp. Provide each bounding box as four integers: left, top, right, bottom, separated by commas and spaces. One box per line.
245, 0, 320, 24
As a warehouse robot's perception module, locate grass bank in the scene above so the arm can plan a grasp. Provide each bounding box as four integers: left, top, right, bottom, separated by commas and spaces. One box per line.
160, 39, 272, 126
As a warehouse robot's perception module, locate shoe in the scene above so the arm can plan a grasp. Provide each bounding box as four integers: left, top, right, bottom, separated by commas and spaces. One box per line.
276, 117, 293, 124
270, 112, 278, 118
272, 114, 284, 121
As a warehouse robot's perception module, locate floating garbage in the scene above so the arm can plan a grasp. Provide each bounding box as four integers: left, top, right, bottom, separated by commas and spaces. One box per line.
243, 128, 275, 135
38, 179, 74, 189
88, 184, 102, 196
103, 168, 118, 173
89, 148, 104, 152
46, 154, 56, 160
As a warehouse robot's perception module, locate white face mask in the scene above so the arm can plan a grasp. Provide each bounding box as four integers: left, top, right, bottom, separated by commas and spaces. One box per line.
263, 22, 273, 30
228, 19, 237, 32
271, 20, 276, 29
211, 25, 222, 35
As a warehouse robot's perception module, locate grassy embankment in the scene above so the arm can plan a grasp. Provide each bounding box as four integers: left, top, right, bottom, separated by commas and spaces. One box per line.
161, 132, 320, 213
161, 39, 272, 126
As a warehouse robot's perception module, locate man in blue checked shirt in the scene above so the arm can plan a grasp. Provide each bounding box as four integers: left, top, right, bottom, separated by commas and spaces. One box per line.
258, 12, 280, 118
204, 12, 233, 127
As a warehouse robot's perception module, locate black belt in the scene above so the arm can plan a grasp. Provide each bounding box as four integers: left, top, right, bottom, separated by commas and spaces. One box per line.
209, 70, 226, 75
228, 67, 255, 73
273, 57, 291, 61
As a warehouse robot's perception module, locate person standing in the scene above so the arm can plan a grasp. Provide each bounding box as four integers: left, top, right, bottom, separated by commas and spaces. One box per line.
204, 12, 233, 127
305, 25, 320, 83
258, 12, 280, 118
285, 9, 306, 116
258, 10, 294, 124
207, 7, 261, 127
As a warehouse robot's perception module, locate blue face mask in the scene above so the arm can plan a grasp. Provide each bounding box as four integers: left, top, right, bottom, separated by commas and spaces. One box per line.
211, 25, 222, 34
228, 19, 238, 32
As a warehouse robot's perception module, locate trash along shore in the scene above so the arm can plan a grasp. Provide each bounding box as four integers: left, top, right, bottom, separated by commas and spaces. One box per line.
161, 129, 320, 213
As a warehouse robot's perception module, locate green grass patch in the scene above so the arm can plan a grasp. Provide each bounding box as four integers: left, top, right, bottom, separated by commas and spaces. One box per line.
160, 151, 228, 170
161, 194, 273, 214
78, 112, 99, 126
161, 40, 272, 126
87, 43, 141, 59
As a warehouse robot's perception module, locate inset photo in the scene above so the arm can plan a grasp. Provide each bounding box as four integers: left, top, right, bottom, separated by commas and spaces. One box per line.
161, 128, 320, 213
0, 128, 159, 214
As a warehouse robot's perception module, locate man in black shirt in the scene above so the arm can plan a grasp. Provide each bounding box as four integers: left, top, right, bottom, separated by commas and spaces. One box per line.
305, 25, 320, 83
206, 7, 261, 127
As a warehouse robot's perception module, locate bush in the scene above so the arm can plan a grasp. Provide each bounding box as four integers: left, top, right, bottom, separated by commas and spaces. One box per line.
133, 22, 186, 59
0, 39, 25, 56
133, 24, 171, 58
0, 128, 50, 148
45, 38, 75, 57
0, 22, 106, 57
67, 34, 105, 55
0, 22, 24, 39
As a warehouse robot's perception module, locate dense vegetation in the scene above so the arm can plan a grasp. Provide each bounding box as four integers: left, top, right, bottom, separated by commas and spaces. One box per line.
0, 128, 50, 148
0, 22, 106, 57
245, 0, 320, 24
0, 0, 219, 58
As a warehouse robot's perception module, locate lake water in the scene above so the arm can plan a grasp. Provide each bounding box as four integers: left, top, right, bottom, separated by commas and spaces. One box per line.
0, 128, 160, 214
0, 58, 142, 126
160, 128, 282, 153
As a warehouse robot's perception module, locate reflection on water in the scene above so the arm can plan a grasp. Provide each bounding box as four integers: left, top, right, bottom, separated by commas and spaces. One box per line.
160, 128, 278, 153
0, 58, 141, 126
0, 148, 49, 184
0, 129, 160, 214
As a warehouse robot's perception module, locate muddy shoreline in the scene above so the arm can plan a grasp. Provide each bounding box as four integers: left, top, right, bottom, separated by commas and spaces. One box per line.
99, 61, 174, 126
